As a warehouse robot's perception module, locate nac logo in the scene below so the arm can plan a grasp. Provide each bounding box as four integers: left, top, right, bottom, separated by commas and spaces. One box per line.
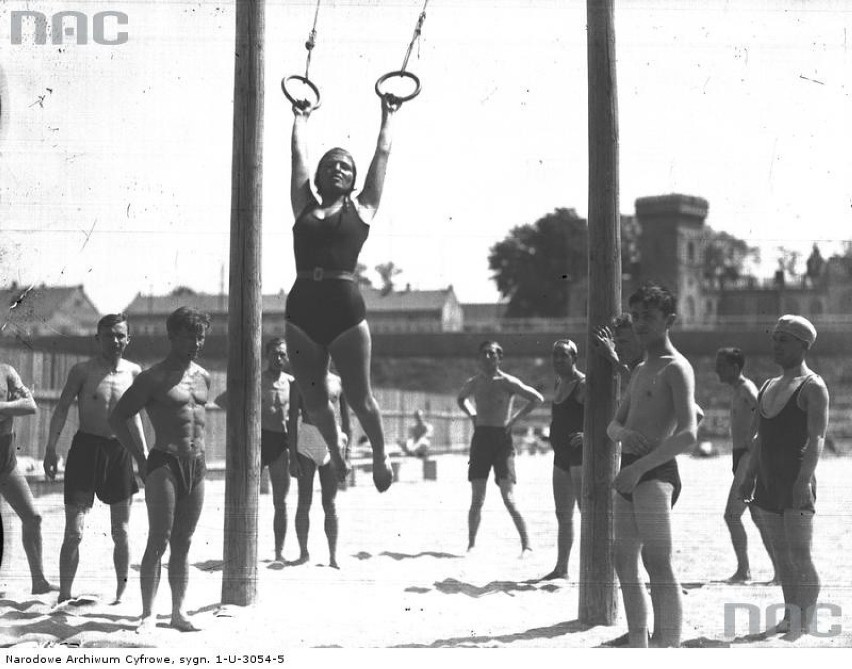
11, 10, 129, 46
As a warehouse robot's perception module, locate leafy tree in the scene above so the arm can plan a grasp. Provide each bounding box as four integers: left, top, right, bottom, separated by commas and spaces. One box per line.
488, 208, 588, 317
375, 261, 402, 296
702, 228, 759, 288
354, 262, 372, 287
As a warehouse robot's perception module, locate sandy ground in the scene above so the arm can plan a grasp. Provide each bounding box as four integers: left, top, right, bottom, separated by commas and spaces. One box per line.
1, 452, 852, 651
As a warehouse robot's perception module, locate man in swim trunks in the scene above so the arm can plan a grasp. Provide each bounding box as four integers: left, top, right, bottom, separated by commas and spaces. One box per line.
541, 339, 585, 581
288, 370, 349, 569
109, 307, 211, 633
44, 313, 147, 604
215, 337, 294, 564
738, 315, 829, 639
400, 409, 433, 458
607, 283, 698, 647
0, 361, 54, 594
715, 347, 777, 584
457, 341, 544, 555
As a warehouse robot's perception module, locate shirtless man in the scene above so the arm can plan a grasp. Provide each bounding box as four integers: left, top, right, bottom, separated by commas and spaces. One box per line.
43, 314, 146, 604
607, 283, 698, 648
0, 362, 54, 594
109, 307, 211, 632
401, 409, 433, 458
738, 315, 829, 639
457, 340, 544, 555
288, 370, 349, 569
215, 337, 294, 564
715, 347, 777, 583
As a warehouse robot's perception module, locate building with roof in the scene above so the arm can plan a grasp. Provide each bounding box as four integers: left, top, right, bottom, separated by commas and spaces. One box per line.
123, 285, 462, 337
0, 283, 101, 337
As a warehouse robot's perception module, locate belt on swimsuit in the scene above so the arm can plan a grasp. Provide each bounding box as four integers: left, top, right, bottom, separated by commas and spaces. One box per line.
297, 268, 355, 282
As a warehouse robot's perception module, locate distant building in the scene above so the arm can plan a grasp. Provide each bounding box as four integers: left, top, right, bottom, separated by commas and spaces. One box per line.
124, 284, 463, 336
123, 288, 288, 337
362, 285, 462, 333
476, 193, 852, 330
0, 283, 100, 337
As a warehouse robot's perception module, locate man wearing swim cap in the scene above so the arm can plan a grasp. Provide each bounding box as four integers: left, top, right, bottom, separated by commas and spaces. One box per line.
738, 314, 829, 639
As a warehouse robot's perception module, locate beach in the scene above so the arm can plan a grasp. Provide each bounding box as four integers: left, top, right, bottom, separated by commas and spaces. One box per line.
2, 451, 851, 651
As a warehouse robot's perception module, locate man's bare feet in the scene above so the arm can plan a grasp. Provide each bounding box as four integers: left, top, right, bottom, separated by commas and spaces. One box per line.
329, 557, 339, 570
725, 569, 751, 583
540, 569, 567, 581
32, 581, 59, 595
519, 547, 533, 560
288, 554, 310, 566
373, 455, 393, 493
171, 613, 200, 632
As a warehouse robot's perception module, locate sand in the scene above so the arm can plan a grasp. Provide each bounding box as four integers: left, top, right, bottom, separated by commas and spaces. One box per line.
1, 452, 851, 651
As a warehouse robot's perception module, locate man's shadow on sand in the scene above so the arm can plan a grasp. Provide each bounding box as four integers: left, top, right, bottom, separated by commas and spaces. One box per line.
406, 578, 562, 598
353, 551, 463, 561
394, 619, 591, 647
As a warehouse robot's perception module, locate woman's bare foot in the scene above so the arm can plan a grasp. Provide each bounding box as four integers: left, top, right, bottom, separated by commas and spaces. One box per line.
373, 455, 393, 493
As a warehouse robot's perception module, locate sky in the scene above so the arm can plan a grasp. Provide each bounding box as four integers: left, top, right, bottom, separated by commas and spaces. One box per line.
1, 0, 850, 314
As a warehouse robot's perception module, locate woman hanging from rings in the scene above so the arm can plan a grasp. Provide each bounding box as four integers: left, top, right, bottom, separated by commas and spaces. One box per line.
285, 95, 398, 493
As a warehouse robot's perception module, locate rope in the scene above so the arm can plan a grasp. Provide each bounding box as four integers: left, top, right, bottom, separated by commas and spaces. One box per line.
400, 0, 429, 73
303, 0, 322, 79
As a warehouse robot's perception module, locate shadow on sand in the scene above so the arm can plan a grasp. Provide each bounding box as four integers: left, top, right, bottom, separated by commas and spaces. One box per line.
394, 619, 591, 647
430, 578, 562, 598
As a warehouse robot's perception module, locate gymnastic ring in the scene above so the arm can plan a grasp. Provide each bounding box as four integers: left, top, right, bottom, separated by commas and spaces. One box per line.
375, 70, 421, 107
281, 75, 322, 111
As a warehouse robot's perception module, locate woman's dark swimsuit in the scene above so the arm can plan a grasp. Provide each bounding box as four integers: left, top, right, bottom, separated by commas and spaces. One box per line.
286, 198, 369, 346
752, 375, 817, 514
550, 381, 584, 471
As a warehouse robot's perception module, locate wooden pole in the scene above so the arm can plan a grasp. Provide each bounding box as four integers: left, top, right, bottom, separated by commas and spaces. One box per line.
222, 0, 264, 606
579, 0, 621, 625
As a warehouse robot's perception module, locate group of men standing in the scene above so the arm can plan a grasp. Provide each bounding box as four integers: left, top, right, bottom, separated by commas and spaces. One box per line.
455, 281, 830, 647
0, 283, 832, 645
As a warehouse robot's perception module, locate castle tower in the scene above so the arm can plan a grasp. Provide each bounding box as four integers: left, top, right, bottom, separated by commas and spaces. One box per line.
634, 194, 709, 325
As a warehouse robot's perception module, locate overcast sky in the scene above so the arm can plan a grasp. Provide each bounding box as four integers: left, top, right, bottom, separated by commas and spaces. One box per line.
1, 0, 850, 314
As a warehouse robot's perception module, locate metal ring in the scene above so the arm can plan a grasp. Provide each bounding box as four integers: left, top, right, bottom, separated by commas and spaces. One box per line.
374, 70, 421, 105
281, 75, 322, 111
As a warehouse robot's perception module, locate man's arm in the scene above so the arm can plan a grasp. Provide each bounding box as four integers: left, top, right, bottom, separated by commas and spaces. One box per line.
43, 363, 85, 478
108, 372, 153, 477
0, 367, 38, 417
456, 378, 476, 423
505, 377, 544, 428
287, 384, 302, 479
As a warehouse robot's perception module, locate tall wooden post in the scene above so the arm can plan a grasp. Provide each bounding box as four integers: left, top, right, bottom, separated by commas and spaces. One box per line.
579, 0, 621, 625
222, 0, 264, 606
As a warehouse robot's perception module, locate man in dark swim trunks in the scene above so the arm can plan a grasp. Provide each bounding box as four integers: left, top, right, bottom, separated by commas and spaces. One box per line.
715, 347, 777, 584
607, 283, 698, 647
109, 307, 211, 633
457, 341, 543, 556
215, 337, 294, 564
738, 315, 829, 639
0, 361, 54, 595
541, 339, 585, 581
44, 313, 147, 604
